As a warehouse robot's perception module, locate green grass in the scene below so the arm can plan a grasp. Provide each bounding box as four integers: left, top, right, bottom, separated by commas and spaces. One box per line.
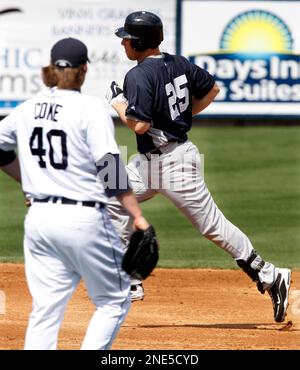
0, 176, 26, 261
116, 125, 300, 269
1, 125, 300, 268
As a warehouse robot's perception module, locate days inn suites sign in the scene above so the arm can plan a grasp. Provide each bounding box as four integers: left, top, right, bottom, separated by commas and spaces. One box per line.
182, 1, 300, 117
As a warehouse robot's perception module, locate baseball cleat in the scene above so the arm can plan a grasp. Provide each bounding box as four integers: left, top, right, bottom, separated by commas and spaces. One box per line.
268, 268, 291, 323
130, 283, 144, 302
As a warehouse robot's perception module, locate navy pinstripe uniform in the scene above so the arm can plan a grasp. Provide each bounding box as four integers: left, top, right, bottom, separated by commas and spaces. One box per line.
124, 53, 214, 154
106, 11, 291, 321
108, 51, 279, 293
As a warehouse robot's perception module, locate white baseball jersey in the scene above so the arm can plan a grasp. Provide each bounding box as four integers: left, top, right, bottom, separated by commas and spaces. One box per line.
0, 87, 131, 350
0, 87, 118, 202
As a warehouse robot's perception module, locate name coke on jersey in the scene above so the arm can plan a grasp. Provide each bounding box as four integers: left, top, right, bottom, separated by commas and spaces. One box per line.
34, 103, 63, 122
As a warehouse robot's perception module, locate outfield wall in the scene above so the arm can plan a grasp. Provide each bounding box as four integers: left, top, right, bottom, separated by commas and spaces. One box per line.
1, 0, 300, 119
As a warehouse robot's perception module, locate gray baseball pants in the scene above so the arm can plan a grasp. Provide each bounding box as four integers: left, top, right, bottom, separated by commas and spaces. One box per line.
107, 140, 276, 290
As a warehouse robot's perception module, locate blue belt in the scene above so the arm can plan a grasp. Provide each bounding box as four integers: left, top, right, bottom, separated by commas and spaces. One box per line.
144, 148, 163, 160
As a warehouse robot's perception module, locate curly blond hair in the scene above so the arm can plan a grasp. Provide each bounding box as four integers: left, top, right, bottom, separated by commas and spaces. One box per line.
41, 64, 87, 90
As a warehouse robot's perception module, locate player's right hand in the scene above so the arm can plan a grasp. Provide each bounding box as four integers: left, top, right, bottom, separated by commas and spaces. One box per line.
105, 81, 127, 106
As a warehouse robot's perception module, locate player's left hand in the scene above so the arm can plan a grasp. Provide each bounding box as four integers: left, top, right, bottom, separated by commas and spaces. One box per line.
105, 81, 127, 106
122, 225, 159, 280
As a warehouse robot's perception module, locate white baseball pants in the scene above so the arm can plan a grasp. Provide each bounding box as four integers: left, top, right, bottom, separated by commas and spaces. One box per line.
24, 202, 130, 350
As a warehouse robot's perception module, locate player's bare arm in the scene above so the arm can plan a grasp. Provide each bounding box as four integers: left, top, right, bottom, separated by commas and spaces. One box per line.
105, 82, 150, 134
192, 82, 220, 116
116, 190, 149, 230
112, 101, 150, 134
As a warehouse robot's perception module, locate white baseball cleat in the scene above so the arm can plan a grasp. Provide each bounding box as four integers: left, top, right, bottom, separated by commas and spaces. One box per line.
130, 283, 144, 302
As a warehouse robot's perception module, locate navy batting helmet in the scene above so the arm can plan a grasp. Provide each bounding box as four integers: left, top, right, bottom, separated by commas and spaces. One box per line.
115, 11, 163, 51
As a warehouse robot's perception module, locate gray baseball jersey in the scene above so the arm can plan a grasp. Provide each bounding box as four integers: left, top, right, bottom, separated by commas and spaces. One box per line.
108, 53, 278, 292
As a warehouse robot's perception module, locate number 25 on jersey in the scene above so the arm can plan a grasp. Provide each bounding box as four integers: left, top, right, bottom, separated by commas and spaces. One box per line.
165, 74, 189, 120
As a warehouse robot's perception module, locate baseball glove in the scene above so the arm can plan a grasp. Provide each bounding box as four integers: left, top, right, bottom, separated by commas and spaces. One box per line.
122, 225, 159, 280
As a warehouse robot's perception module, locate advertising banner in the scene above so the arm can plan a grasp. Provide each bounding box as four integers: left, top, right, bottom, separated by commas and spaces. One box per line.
182, 1, 300, 117
0, 0, 176, 115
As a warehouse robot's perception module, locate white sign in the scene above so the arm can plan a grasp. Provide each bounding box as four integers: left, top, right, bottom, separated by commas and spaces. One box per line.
182, 1, 300, 116
0, 0, 176, 115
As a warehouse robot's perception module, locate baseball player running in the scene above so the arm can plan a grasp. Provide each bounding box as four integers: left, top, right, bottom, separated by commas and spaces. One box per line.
0, 37, 150, 350
105, 11, 291, 322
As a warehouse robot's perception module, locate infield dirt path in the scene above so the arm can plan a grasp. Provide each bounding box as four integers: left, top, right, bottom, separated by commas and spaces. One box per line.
0, 264, 299, 350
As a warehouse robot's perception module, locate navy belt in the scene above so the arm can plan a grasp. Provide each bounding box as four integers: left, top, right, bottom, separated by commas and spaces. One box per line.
144, 148, 162, 160
33, 197, 105, 208
143, 140, 186, 161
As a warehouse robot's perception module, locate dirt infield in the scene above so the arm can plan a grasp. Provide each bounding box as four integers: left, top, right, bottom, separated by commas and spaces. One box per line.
0, 264, 299, 350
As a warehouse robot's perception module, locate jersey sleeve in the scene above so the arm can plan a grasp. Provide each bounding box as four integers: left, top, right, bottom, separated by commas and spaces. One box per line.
84, 99, 119, 164
0, 111, 18, 151
124, 69, 153, 123
189, 62, 215, 100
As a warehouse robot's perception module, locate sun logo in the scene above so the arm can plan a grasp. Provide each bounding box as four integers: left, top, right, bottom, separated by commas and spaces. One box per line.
220, 9, 293, 53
